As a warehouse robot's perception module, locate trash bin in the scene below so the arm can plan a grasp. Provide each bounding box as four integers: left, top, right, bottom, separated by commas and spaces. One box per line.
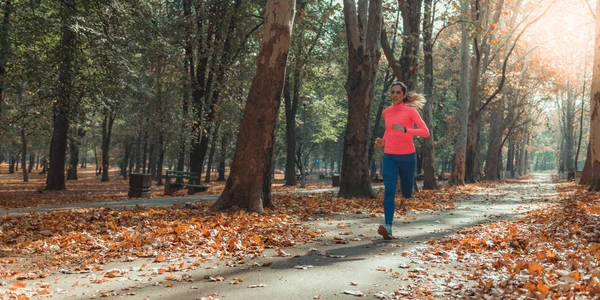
129, 173, 152, 198
332, 175, 340, 187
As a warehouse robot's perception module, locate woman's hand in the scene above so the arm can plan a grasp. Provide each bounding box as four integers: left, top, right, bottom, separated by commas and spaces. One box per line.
392, 123, 406, 132
374, 138, 385, 149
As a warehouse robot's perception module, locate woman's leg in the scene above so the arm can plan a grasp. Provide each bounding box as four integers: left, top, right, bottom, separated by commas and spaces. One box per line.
398, 154, 417, 199
382, 154, 399, 225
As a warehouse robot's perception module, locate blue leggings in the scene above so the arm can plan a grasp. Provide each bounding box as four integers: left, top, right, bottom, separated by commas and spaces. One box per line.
382, 153, 416, 225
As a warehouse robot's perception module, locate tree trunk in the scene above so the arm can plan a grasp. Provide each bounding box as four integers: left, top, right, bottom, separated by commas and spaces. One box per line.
451, 0, 470, 186
484, 99, 504, 180
135, 119, 142, 173
156, 133, 165, 185
421, 0, 438, 189
338, 0, 382, 198
0, 0, 11, 121
101, 109, 116, 182
45, 0, 76, 191
28, 154, 34, 174
398, 0, 422, 89
588, 0, 600, 190
205, 124, 220, 183
142, 124, 148, 173
20, 127, 28, 182
283, 71, 298, 186
67, 127, 85, 180
217, 133, 227, 181
81, 139, 87, 168
121, 141, 131, 179
178, 0, 192, 173
507, 136, 515, 177
8, 155, 15, 173
581, 139, 592, 185
211, 0, 295, 213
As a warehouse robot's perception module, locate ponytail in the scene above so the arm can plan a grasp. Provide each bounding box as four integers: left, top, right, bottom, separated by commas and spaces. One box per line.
392, 81, 426, 110
404, 92, 426, 110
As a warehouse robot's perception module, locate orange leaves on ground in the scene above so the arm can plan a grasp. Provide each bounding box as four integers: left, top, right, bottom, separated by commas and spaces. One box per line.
9, 281, 26, 290
416, 180, 600, 298
0, 174, 460, 281
527, 261, 544, 274
154, 255, 167, 263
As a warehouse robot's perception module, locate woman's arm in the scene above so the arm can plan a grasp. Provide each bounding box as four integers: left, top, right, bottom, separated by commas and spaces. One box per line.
406, 109, 430, 138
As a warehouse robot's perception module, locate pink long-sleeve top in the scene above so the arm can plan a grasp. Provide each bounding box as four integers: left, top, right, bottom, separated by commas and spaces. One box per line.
382, 103, 430, 155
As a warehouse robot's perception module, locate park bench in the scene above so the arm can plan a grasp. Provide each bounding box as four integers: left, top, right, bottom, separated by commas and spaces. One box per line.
164, 170, 208, 196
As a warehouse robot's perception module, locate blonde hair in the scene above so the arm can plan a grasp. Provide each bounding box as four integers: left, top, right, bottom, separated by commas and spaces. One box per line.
404, 92, 426, 110
392, 81, 426, 110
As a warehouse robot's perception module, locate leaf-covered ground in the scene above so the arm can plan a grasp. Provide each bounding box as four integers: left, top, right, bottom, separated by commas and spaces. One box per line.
3, 170, 596, 299
409, 180, 600, 299
0, 167, 335, 209
0, 168, 461, 299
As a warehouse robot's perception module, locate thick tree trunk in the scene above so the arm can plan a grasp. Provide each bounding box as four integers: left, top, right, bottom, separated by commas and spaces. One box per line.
451, 0, 470, 186
588, 0, 600, 190
211, 0, 295, 213
45, 0, 76, 190
421, 0, 438, 190
338, 0, 382, 198
398, 0, 422, 89
484, 99, 504, 180
581, 140, 592, 185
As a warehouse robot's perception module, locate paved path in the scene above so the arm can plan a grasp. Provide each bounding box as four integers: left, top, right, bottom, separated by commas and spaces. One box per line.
0, 173, 555, 299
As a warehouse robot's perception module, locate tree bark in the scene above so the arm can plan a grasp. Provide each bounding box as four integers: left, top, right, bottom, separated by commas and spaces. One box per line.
283, 72, 298, 186
20, 127, 28, 182
101, 108, 116, 182
67, 127, 85, 180
483, 98, 504, 180
205, 124, 220, 182
211, 0, 295, 213
338, 0, 382, 198
0, 0, 11, 122
156, 133, 165, 185
217, 133, 227, 181
28, 154, 34, 174
397, 0, 422, 90
588, 0, 600, 190
421, 0, 438, 190
450, 0, 470, 186
46, 0, 77, 190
